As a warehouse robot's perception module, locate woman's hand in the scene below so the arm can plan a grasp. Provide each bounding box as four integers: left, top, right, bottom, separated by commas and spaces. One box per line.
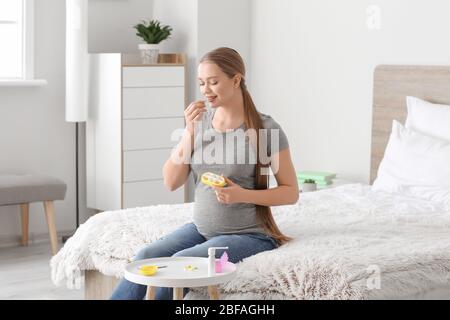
212, 176, 247, 205
184, 100, 207, 135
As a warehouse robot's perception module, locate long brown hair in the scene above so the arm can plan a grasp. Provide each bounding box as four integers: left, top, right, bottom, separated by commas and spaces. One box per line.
200, 47, 292, 246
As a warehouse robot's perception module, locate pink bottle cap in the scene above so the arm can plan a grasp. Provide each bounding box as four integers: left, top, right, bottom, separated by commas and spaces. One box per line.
215, 260, 222, 273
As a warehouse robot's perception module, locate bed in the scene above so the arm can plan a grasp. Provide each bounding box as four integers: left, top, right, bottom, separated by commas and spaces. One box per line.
50, 65, 450, 299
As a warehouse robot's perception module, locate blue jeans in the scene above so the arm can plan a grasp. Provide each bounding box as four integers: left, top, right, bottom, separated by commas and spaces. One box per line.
110, 222, 278, 300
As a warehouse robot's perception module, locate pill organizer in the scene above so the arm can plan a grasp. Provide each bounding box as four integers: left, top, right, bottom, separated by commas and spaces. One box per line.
201, 172, 227, 188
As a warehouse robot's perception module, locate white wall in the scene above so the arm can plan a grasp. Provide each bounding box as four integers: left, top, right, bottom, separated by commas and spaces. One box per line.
0, 0, 75, 244
88, 0, 154, 53
197, 0, 252, 87
250, 0, 450, 183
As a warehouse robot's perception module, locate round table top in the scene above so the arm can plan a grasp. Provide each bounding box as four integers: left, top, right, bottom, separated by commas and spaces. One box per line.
124, 257, 237, 288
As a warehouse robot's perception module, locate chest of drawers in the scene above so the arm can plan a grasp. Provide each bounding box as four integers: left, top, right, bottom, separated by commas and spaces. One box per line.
86, 53, 187, 211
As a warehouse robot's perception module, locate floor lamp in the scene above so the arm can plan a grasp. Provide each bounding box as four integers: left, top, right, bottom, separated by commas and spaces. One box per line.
63, 0, 89, 242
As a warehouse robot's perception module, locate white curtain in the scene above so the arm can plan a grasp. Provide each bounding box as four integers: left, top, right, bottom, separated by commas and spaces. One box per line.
65, 0, 88, 122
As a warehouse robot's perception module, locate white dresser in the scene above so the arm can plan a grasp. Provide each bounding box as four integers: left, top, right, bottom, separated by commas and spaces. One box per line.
86, 53, 187, 211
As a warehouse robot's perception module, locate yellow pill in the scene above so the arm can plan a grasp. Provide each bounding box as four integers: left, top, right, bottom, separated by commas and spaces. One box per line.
184, 265, 198, 271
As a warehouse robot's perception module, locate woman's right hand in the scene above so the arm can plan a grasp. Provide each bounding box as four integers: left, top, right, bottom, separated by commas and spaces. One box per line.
184, 100, 207, 135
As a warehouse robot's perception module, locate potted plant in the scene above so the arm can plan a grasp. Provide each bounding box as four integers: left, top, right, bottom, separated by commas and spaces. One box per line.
301, 179, 317, 192
134, 20, 173, 64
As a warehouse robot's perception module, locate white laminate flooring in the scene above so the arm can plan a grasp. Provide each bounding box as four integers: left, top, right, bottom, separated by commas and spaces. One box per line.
0, 241, 84, 300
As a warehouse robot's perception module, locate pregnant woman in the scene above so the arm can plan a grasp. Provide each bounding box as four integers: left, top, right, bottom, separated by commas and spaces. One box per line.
111, 47, 299, 300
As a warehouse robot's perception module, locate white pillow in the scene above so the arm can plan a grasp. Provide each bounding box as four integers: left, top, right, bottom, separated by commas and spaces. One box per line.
372, 120, 450, 206
406, 96, 450, 141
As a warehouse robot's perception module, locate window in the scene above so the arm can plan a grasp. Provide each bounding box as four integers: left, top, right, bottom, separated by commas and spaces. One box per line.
0, 0, 37, 82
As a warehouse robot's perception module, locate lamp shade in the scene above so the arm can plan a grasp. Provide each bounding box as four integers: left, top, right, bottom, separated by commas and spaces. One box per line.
65, 0, 89, 122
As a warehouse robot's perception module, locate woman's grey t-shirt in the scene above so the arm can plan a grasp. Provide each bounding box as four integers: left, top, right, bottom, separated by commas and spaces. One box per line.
190, 108, 290, 239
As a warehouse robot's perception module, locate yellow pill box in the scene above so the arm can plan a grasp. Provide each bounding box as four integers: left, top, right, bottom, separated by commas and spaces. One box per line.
139, 265, 158, 276
201, 172, 227, 188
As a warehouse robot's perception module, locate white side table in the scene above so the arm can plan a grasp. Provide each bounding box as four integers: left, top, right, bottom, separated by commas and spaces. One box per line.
124, 257, 237, 300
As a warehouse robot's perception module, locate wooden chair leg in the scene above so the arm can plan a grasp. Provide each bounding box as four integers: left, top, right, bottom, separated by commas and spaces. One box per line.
43, 201, 58, 255
173, 288, 184, 300
208, 285, 220, 300
20, 203, 29, 247
146, 286, 157, 300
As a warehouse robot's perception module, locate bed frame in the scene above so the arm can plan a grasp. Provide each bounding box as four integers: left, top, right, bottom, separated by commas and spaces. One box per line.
84, 270, 119, 300
370, 65, 450, 183
85, 65, 450, 299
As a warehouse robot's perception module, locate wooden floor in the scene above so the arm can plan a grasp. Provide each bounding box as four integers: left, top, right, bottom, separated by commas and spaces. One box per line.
0, 241, 84, 300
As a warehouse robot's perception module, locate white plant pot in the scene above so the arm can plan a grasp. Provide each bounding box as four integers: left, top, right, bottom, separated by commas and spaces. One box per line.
139, 43, 159, 64
301, 183, 317, 192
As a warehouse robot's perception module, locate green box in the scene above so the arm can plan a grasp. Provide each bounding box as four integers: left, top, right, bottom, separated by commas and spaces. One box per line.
296, 171, 337, 181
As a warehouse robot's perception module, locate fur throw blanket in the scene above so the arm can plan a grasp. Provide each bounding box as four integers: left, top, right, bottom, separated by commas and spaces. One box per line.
50, 184, 450, 299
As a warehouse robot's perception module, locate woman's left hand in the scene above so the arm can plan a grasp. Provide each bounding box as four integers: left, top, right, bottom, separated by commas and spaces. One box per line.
212, 176, 247, 205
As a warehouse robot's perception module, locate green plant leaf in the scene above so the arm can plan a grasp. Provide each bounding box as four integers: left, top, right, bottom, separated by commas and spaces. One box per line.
133, 19, 173, 44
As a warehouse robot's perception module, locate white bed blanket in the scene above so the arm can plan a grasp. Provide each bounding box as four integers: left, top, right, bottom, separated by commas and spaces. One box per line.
50, 183, 450, 299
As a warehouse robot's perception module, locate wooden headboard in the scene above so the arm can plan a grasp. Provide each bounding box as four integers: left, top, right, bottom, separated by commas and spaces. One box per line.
370, 65, 450, 184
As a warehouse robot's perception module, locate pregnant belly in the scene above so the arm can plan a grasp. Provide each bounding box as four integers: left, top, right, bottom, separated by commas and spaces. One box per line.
193, 193, 260, 237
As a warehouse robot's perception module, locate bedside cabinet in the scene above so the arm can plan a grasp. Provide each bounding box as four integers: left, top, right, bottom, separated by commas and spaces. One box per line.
301, 178, 356, 192
86, 53, 187, 211
316, 179, 355, 189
